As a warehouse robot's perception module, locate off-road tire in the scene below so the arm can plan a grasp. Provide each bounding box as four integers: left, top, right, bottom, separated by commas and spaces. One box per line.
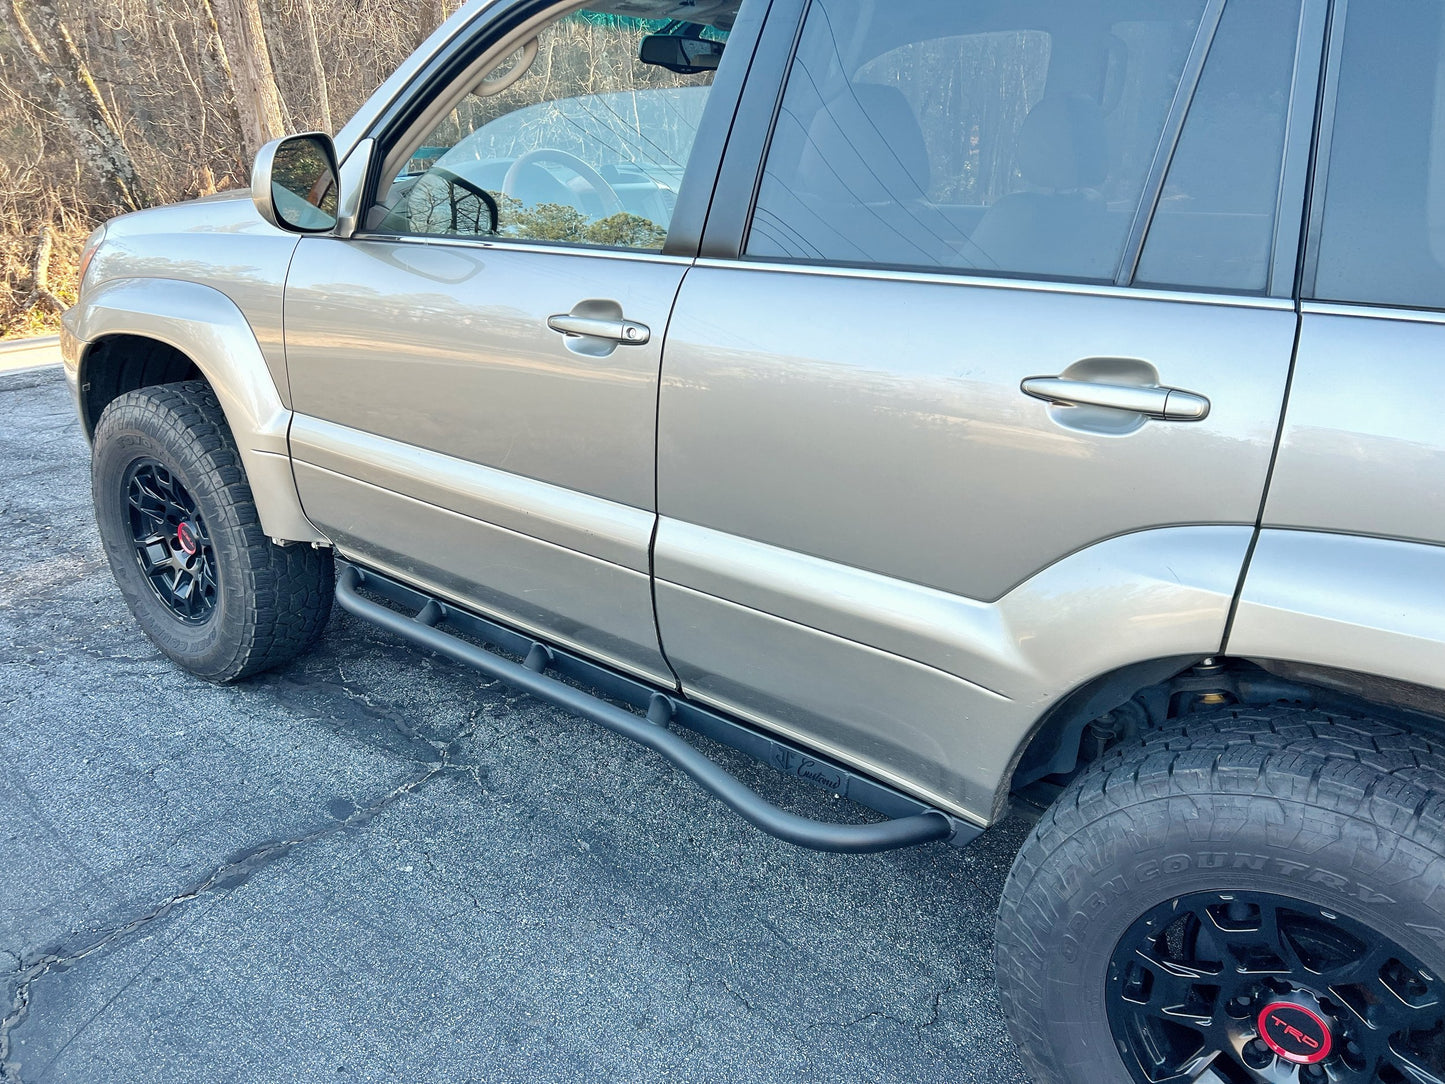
92, 380, 332, 682
996, 706, 1445, 1084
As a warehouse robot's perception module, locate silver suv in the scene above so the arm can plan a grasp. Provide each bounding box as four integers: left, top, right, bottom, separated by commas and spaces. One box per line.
61, 1, 1445, 1081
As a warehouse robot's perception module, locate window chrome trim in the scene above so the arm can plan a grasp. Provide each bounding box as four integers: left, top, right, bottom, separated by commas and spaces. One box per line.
1114, 0, 1226, 287
347, 230, 696, 265
1301, 300, 1445, 324
694, 256, 1296, 310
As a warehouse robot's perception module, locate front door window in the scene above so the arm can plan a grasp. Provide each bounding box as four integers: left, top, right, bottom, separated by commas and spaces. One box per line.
370, 9, 733, 251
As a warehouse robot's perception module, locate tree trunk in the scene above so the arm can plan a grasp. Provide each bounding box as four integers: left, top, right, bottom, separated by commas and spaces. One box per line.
416, 0, 445, 48
196, 0, 250, 177
25, 226, 65, 314
210, 0, 286, 158
301, 1, 333, 133
2, 0, 146, 211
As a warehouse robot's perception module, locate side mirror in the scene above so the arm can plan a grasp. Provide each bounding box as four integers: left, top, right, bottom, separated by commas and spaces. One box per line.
638, 33, 724, 75
252, 133, 340, 233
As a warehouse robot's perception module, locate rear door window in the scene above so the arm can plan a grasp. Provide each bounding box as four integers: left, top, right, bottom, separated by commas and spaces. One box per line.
745, 0, 1208, 282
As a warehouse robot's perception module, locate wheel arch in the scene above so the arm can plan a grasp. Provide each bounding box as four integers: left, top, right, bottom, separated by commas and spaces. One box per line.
65, 278, 324, 544
1004, 655, 1204, 793
1005, 650, 1445, 805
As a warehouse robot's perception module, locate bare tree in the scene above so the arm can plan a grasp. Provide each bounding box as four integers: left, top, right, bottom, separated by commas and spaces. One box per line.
209, 0, 285, 157
2, 0, 146, 209
23, 224, 64, 313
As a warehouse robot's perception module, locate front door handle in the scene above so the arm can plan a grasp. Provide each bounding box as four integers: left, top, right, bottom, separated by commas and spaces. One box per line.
547, 313, 651, 345
1021, 377, 1210, 421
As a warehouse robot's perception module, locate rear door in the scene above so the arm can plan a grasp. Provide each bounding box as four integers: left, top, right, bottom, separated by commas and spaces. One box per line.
653, 0, 1323, 816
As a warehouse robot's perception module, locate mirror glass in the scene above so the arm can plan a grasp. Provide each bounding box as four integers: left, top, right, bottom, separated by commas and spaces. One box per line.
639, 33, 725, 75
270, 135, 338, 231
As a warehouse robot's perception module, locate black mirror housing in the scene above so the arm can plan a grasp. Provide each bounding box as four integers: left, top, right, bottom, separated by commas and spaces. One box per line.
638, 33, 724, 75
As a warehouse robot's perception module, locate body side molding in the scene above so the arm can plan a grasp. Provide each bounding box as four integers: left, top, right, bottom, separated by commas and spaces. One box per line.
655, 523, 1254, 820
290, 414, 654, 571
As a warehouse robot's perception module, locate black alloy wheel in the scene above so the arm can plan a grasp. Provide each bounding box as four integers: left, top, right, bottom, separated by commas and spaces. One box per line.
124, 458, 218, 623
995, 708, 1445, 1084
1109, 889, 1444, 1083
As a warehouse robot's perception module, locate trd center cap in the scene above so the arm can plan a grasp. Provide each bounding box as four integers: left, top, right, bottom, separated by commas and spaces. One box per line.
176, 521, 198, 556
1257, 1000, 1333, 1065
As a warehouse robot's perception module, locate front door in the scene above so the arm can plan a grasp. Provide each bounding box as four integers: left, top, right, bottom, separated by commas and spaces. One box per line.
283, 2, 755, 685
654, 0, 1320, 817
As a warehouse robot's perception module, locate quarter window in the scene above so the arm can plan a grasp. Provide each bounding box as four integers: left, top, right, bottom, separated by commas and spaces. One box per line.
1134, 0, 1300, 293
370, 9, 736, 251
1311, 1, 1445, 310
745, 0, 1208, 281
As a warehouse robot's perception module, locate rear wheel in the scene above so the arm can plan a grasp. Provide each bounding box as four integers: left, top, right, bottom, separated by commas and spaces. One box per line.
92, 380, 333, 682
996, 707, 1445, 1084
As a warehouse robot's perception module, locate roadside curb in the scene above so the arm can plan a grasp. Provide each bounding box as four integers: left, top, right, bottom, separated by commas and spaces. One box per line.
0, 335, 61, 373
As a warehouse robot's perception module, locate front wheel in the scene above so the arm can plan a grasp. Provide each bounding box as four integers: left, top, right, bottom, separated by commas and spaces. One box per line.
92, 380, 333, 682
996, 707, 1445, 1084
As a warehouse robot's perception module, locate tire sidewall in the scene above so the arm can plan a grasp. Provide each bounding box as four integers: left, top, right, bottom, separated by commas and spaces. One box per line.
1003, 789, 1445, 1083
92, 408, 251, 680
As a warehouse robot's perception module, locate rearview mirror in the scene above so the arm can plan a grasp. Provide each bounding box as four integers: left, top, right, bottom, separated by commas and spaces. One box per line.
252, 133, 340, 233
639, 33, 724, 75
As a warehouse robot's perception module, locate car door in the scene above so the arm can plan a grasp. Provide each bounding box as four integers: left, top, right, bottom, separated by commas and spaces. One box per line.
653, 0, 1324, 818
282, 1, 762, 686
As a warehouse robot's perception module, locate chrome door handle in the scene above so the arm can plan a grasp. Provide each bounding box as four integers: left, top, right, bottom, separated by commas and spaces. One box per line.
1021, 377, 1210, 421
546, 313, 651, 345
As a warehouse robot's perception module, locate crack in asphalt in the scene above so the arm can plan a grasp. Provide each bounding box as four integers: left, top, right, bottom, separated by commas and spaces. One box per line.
0, 714, 483, 1084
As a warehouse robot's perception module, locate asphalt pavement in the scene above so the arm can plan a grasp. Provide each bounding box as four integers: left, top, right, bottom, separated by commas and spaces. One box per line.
0, 363, 1033, 1084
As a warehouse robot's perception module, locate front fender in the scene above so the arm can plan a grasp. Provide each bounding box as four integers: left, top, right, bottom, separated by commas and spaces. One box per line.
64, 277, 324, 544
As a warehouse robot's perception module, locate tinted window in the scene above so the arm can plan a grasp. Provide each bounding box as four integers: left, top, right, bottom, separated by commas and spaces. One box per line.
371, 10, 735, 250
746, 0, 1207, 281
1313, 1, 1445, 309
1134, 0, 1299, 292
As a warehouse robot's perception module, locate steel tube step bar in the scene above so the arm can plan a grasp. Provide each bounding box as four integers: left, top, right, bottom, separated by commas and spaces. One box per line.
336, 563, 965, 854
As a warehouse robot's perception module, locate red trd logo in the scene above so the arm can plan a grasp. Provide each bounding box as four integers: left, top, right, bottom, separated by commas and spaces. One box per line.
1257, 1002, 1333, 1065
1273, 1017, 1319, 1049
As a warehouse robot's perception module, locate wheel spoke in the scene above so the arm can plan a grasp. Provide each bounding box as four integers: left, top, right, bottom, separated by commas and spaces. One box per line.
135, 538, 172, 574
1386, 1042, 1445, 1084
1110, 891, 1445, 1084
124, 460, 218, 624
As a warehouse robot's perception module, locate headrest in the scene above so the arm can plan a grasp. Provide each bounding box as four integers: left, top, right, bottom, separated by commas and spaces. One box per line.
850, 83, 931, 194
1016, 94, 1109, 191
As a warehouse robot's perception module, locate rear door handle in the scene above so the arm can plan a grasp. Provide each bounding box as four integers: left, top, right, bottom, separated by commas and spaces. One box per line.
1021, 377, 1210, 421
547, 313, 651, 345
